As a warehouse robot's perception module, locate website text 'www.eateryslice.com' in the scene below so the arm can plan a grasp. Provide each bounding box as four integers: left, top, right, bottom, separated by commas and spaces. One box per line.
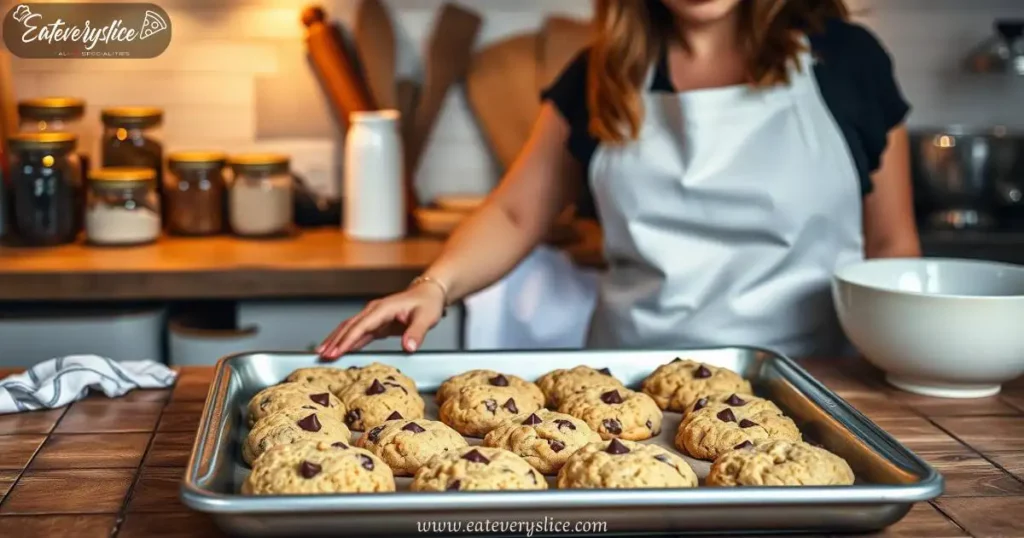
416, 517, 608, 535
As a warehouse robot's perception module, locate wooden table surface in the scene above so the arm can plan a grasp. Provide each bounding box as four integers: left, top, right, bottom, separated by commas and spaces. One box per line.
0, 359, 1021, 538
0, 223, 606, 301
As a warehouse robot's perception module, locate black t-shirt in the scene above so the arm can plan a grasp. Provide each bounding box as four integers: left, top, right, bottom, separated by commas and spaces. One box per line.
541, 18, 911, 219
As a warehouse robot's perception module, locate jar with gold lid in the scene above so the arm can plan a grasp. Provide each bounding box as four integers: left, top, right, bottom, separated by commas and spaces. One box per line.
85, 167, 161, 246
18, 97, 85, 134
167, 151, 226, 236
7, 132, 81, 246
228, 153, 293, 237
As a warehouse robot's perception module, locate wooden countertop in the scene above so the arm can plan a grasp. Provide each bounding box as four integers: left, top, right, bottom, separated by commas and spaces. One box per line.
0, 223, 605, 301
0, 358, 1021, 537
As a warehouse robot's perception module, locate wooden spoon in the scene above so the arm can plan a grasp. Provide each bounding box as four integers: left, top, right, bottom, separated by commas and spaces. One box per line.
354, 0, 397, 110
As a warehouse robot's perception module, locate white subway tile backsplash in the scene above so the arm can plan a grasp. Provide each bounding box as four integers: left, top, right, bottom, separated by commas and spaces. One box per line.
7, 0, 1023, 201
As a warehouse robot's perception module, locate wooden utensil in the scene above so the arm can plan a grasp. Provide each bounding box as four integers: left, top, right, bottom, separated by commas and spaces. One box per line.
406, 3, 482, 176
301, 5, 374, 130
0, 49, 18, 156
538, 16, 593, 92
466, 33, 541, 171
354, 0, 397, 110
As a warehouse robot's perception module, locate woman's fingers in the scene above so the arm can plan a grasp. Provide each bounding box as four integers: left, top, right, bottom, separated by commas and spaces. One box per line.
402, 306, 438, 353
332, 305, 402, 356
321, 304, 380, 359
317, 318, 353, 357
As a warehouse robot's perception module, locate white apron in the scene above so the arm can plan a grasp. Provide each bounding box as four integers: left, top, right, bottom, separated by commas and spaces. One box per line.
587, 49, 865, 357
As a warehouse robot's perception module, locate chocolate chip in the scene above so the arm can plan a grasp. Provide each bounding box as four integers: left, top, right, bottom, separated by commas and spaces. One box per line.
645, 420, 653, 430
347, 366, 358, 370
548, 440, 566, 453
528, 471, 538, 485
309, 393, 331, 407
502, 398, 518, 413
301, 405, 317, 411
345, 409, 361, 426
484, 399, 497, 413
384, 381, 408, 394
297, 413, 322, 432
367, 425, 386, 443
734, 441, 754, 450
602, 418, 622, 434
386, 375, 396, 381
365, 379, 386, 395
597, 367, 611, 376
600, 390, 623, 404
694, 365, 712, 379
332, 442, 349, 449
554, 419, 576, 431
359, 454, 374, 470
299, 460, 321, 478
693, 397, 709, 412
489, 374, 509, 387
739, 419, 757, 429
717, 409, 737, 423
654, 454, 674, 465
462, 449, 490, 464
386, 411, 403, 420
725, 394, 747, 406
671, 357, 682, 363
402, 422, 426, 433
606, 438, 630, 454
523, 413, 543, 425
446, 480, 461, 491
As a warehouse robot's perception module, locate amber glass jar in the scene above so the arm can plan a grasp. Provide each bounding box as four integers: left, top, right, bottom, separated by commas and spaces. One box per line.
7, 132, 81, 246
167, 151, 227, 236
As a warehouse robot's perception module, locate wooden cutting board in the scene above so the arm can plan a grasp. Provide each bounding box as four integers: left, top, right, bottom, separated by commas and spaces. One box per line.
538, 16, 592, 92
354, 0, 397, 110
466, 33, 541, 171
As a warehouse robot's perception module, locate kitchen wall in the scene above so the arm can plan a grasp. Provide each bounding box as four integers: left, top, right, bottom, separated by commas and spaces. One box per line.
5, 0, 1024, 201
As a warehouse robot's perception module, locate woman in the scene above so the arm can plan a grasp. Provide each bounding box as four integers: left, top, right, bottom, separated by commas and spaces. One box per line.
319, 0, 919, 360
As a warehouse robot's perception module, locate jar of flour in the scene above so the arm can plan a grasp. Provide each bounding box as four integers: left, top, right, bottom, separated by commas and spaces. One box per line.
227, 153, 293, 237
85, 167, 162, 246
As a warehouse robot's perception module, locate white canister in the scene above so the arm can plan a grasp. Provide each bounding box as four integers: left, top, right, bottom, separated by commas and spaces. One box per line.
344, 110, 406, 241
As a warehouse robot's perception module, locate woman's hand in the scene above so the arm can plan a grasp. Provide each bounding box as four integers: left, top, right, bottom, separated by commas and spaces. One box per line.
317, 282, 446, 360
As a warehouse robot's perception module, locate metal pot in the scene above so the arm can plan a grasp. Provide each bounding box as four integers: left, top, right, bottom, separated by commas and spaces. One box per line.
910, 127, 1024, 230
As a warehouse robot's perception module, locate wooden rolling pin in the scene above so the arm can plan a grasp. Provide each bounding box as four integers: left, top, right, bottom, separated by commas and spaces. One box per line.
301, 5, 374, 129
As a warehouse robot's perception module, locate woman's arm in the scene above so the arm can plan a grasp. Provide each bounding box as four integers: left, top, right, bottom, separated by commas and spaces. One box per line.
862, 125, 922, 258
319, 104, 580, 357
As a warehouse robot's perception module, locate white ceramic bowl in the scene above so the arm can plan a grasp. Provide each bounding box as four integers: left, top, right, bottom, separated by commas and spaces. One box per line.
833, 258, 1024, 398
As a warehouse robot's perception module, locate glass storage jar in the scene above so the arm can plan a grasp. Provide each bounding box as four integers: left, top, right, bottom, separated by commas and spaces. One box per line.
167, 151, 226, 236
228, 153, 293, 237
18, 97, 90, 229
100, 107, 164, 213
7, 132, 81, 246
85, 167, 162, 246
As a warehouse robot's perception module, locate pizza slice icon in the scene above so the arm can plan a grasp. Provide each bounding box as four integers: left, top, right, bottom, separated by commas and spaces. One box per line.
139, 10, 168, 40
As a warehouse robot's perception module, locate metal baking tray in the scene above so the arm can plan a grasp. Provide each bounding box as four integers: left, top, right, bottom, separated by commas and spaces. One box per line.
181, 347, 943, 536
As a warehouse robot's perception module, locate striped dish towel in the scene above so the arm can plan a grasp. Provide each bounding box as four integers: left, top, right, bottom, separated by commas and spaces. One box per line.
0, 355, 177, 414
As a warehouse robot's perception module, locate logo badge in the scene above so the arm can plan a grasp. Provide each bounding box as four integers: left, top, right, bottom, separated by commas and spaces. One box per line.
4, 3, 172, 59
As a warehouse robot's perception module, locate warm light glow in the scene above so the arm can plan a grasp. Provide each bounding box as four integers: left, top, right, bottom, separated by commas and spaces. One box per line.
116, 127, 128, 141
41, 155, 54, 167
935, 135, 955, 148
37, 120, 47, 131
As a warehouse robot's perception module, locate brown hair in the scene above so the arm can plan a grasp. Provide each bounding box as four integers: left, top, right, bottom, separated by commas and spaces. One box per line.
588, 0, 849, 143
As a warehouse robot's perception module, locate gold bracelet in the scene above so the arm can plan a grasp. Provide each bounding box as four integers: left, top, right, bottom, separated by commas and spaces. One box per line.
411, 275, 450, 306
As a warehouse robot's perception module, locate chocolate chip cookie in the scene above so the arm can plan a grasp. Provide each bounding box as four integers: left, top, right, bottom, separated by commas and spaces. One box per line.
247, 382, 345, 427
682, 391, 782, 419
243, 407, 352, 465
435, 369, 544, 407
410, 447, 547, 492
707, 439, 854, 486
557, 439, 698, 489
675, 402, 802, 460
241, 440, 395, 495
641, 358, 752, 411
355, 418, 468, 476
535, 365, 624, 407
338, 377, 425, 432
439, 385, 543, 438
557, 387, 662, 441
483, 409, 601, 475
288, 363, 414, 396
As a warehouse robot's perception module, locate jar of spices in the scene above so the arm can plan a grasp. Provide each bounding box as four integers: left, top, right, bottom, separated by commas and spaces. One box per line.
167, 151, 226, 236
100, 107, 164, 214
85, 167, 162, 246
7, 132, 81, 246
18, 97, 90, 229
228, 153, 293, 237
